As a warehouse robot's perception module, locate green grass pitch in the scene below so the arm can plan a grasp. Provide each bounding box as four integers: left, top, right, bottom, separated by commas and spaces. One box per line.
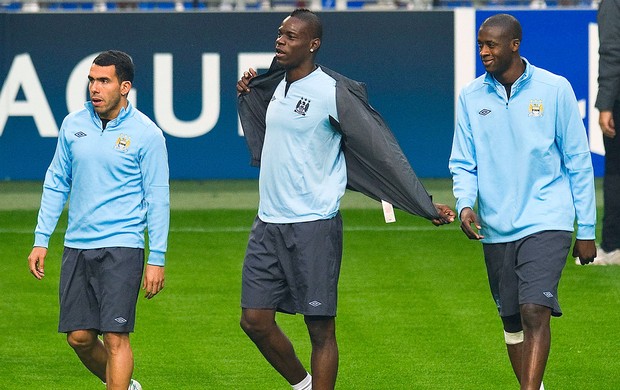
1, 179, 619, 389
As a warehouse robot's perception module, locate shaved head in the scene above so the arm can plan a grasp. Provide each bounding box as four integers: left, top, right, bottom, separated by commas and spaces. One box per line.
480, 13, 522, 41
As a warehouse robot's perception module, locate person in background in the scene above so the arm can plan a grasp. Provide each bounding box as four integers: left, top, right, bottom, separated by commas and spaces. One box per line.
589, 0, 620, 265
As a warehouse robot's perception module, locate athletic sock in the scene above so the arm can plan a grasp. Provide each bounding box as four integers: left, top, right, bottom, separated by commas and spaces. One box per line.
292, 373, 312, 390
540, 383, 545, 390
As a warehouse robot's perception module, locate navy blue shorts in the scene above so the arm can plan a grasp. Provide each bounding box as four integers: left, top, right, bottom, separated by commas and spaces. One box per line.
241, 214, 343, 317
58, 247, 144, 333
482, 230, 571, 318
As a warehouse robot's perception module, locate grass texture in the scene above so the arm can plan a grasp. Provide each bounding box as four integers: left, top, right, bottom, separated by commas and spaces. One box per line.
0, 180, 618, 389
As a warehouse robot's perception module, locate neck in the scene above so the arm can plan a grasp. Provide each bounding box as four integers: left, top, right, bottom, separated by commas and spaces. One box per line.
494, 57, 525, 86
286, 62, 317, 83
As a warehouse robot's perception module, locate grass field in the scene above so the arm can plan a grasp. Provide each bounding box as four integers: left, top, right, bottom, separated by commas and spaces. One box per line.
1, 179, 619, 389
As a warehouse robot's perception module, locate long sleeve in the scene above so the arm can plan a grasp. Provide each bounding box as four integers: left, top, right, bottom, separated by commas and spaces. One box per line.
449, 91, 478, 217
140, 128, 170, 266
34, 126, 72, 248
556, 79, 597, 240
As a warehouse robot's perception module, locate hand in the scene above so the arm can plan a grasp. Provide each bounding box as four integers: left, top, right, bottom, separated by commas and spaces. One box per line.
573, 239, 597, 265
431, 203, 456, 226
28, 246, 47, 280
459, 207, 484, 240
599, 111, 616, 138
237, 68, 257, 95
143, 264, 165, 299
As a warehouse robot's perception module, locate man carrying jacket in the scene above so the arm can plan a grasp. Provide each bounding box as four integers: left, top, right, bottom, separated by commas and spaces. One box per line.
237, 8, 454, 390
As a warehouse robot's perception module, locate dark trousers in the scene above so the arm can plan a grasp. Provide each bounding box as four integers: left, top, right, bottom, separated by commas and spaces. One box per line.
601, 100, 620, 252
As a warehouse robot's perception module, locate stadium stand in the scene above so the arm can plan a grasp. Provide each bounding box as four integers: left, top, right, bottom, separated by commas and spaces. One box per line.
0, 0, 601, 11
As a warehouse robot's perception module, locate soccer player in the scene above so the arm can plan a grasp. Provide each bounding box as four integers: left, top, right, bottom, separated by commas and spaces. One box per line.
27, 50, 170, 390
237, 9, 455, 390
449, 14, 596, 390
588, 0, 620, 265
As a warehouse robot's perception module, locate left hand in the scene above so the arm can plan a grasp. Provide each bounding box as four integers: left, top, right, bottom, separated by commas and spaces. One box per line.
143, 264, 165, 299
431, 203, 456, 226
573, 239, 597, 265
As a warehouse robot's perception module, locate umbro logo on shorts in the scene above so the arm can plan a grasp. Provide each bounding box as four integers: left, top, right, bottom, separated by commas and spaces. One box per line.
542, 291, 554, 298
308, 301, 322, 307
114, 317, 128, 324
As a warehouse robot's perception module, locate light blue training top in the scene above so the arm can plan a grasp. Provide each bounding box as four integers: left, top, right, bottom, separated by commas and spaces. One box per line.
449, 59, 596, 243
34, 101, 170, 265
258, 66, 346, 223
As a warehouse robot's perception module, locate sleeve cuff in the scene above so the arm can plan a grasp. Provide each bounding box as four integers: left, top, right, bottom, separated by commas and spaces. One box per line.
34, 233, 50, 248
147, 251, 166, 266
576, 224, 596, 241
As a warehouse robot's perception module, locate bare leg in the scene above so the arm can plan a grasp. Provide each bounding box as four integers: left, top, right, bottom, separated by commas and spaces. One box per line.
103, 332, 133, 390
506, 342, 523, 383
67, 330, 107, 382
240, 308, 308, 385
305, 316, 338, 390
501, 314, 524, 384
519, 304, 551, 390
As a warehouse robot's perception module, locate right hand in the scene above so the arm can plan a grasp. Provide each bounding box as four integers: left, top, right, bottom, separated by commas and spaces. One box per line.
599, 110, 616, 138
28, 246, 48, 280
236, 68, 257, 95
459, 207, 484, 240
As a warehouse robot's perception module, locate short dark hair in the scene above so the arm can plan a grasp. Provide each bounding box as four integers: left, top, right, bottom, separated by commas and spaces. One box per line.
481, 13, 522, 41
290, 8, 322, 41
93, 50, 134, 83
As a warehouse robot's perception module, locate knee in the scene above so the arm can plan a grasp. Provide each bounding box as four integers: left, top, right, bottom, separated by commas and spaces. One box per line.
520, 304, 551, 331
240, 310, 272, 339
103, 333, 130, 355
66, 330, 98, 351
305, 316, 336, 347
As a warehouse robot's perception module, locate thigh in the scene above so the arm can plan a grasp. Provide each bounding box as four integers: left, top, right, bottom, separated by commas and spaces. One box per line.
285, 213, 343, 317
97, 248, 144, 333
515, 231, 571, 317
241, 217, 289, 311
483, 242, 520, 318
59, 247, 100, 333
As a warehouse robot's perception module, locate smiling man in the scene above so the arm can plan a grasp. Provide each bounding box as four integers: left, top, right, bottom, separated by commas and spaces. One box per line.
28, 50, 169, 390
449, 14, 596, 390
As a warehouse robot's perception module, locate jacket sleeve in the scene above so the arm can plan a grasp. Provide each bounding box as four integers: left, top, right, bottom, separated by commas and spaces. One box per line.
140, 128, 170, 266
34, 125, 72, 248
595, 0, 620, 110
556, 78, 597, 240
449, 90, 479, 218
335, 76, 440, 221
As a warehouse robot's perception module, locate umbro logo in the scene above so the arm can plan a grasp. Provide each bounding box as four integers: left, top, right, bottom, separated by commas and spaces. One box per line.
114, 317, 128, 324
74, 131, 87, 138
308, 300, 322, 307
478, 109, 491, 116
542, 291, 554, 298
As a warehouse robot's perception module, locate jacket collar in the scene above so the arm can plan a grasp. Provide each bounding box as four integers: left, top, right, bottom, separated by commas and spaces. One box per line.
85, 100, 133, 129
484, 57, 533, 98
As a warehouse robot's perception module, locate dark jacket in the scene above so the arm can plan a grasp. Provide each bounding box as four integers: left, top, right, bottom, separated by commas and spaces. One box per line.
595, 0, 620, 110
237, 61, 440, 221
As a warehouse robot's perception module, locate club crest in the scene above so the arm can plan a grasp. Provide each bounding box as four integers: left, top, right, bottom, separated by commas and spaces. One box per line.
528, 99, 544, 117
294, 98, 311, 116
114, 134, 131, 152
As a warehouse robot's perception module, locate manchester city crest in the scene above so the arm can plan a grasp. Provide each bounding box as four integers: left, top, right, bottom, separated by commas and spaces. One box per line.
528, 99, 544, 117
114, 134, 131, 152
294, 97, 311, 116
